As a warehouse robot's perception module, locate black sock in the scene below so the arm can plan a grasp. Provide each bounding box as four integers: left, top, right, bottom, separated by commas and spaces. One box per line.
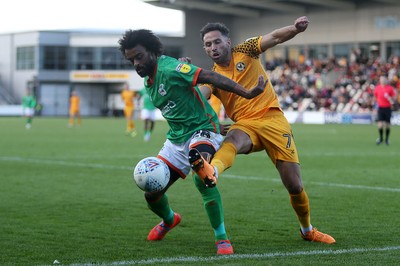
385, 128, 390, 142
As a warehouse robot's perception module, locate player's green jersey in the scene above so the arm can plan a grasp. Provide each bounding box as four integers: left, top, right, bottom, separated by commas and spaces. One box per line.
139, 88, 156, 111
144, 55, 220, 143
22, 95, 36, 108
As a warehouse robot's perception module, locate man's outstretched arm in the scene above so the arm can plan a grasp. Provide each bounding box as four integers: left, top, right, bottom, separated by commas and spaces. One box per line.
261, 16, 309, 52
197, 69, 266, 99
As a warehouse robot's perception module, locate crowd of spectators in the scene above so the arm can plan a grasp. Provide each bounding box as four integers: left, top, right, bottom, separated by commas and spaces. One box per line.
267, 53, 400, 113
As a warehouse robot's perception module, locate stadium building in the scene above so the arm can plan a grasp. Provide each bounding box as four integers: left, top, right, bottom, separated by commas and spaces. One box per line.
0, 0, 399, 118
0, 30, 182, 116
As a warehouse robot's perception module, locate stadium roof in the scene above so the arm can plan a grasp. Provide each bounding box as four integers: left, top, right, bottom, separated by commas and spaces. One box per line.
142, 0, 400, 18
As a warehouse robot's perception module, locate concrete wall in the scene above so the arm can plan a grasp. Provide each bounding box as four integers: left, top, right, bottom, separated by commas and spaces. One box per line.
230, 6, 400, 46
0, 34, 15, 102
70, 32, 121, 47
0, 32, 40, 103
181, 5, 400, 62
181, 10, 233, 69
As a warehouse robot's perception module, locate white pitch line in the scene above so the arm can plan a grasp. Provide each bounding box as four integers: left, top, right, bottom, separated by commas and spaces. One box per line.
0, 156, 132, 170
310, 181, 400, 192
65, 245, 400, 265
4, 156, 400, 265
223, 174, 400, 192
2, 156, 400, 192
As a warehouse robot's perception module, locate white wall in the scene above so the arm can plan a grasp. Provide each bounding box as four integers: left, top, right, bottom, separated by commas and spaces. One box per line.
70, 32, 122, 47
0, 35, 14, 99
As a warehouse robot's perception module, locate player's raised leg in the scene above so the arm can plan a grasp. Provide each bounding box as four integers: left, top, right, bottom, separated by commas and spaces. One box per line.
189, 148, 218, 187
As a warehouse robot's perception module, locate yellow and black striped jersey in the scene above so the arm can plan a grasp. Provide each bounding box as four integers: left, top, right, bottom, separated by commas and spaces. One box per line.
206, 36, 280, 122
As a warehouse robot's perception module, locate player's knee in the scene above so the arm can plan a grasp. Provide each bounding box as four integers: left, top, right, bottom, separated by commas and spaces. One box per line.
192, 143, 216, 162
144, 191, 164, 202
225, 131, 252, 154
286, 183, 303, 194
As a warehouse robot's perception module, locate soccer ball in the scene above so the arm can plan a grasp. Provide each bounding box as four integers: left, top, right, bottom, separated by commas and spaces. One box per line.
133, 157, 170, 192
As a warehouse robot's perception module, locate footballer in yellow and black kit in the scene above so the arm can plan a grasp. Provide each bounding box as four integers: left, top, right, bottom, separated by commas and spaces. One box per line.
121, 86, 136, 135
204, 36, 299, 165
194, 16, 335, 247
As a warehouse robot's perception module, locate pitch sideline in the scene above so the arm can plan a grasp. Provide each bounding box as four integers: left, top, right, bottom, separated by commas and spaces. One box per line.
59, 245, 400, 265
1, 156, 400, 193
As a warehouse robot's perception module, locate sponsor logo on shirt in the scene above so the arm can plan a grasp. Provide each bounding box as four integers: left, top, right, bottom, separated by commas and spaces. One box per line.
161, 100, 176, 115
236, 62, 246, 72
159, 84, 166, 96
176, 63, 191, 73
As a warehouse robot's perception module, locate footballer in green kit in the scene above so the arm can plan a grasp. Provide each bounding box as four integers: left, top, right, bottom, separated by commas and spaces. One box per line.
144, 55, 219, 143
22, 88, 37, 129
138, 87, 156, 142
119, 29, 266, 255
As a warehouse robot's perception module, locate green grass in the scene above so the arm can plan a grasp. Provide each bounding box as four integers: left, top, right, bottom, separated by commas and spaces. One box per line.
1, 117, 399, 266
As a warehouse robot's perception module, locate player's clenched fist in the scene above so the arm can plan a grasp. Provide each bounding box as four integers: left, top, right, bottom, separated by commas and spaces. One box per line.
295, 16, 309, 32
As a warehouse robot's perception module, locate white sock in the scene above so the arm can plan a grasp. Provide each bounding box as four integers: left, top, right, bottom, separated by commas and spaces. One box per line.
301, 225, 313, 235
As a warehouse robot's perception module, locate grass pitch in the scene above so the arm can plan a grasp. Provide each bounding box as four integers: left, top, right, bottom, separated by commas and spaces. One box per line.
1, 117, 399, 265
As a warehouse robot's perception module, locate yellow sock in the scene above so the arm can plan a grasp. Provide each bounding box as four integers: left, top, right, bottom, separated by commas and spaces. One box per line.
290, 189, 311, 229
128, 120, 135, 131
212, 142, 237, 176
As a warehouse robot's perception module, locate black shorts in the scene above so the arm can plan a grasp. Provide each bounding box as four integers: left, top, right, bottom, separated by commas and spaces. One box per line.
377, 107, 392, 123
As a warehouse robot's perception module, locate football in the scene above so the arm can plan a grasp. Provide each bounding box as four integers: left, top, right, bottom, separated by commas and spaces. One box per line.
133, 157, 170, 192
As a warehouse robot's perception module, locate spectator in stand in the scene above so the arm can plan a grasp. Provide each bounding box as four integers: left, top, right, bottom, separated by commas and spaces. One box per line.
263, 48, 400, 114
374, 75, 396, 145
392, 75, 400, 110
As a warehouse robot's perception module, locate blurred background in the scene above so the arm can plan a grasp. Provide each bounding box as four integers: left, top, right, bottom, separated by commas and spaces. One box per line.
0, 0, 399, 125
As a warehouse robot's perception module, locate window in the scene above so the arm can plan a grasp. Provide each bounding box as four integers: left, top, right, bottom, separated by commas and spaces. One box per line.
71, 47, 95, 70
101, 47, 121, 70
71, 47, 132, 70
333, 43, 351, 60
386, 41, 400, 60
358, 42, 380, 63
288, 46, 306, 62
308, 45, 328, 60
263, 46, 287, 70
40, 46, 68, 70
264, 46, 285, 61
16, 46, 35, 70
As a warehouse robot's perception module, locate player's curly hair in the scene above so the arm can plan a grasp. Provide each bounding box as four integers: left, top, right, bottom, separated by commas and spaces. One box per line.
200, 22, 230, 40
118, 29, 163, 57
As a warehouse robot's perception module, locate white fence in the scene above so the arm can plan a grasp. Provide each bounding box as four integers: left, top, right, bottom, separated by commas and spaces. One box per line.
283, 111, 400, 125
1, 105, 399, 126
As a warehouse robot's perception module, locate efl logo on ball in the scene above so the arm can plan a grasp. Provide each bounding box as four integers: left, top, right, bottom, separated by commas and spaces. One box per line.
133, 157, 170, 192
